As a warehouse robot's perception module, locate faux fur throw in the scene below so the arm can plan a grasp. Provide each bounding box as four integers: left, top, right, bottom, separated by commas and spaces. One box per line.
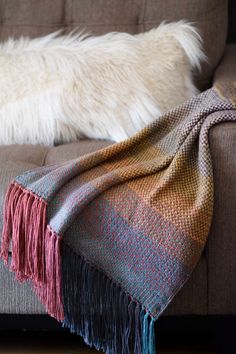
1, 83, 235, 354
0, 21, 205, 145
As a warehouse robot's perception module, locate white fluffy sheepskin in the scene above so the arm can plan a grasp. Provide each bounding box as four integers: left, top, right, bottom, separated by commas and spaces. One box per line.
0, 21, 205, 145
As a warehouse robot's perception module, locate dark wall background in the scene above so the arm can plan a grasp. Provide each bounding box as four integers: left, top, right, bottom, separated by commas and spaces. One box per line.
227, 0, 236, 42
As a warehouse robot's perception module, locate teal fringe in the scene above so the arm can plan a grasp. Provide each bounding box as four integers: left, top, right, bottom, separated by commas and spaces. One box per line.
148, 317, 156, 354
61, 244, 156, 354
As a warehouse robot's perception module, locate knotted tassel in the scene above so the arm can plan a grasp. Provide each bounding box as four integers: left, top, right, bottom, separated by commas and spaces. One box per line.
142, 312, 149, 354
0, 183, 21, 263
0, 182, 64, 322
148, 317, 156, 354
61, 244, 154, 354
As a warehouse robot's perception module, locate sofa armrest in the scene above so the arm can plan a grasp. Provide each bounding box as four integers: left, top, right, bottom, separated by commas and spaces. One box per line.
206, 121, 236, 315
213, 44, 236, 85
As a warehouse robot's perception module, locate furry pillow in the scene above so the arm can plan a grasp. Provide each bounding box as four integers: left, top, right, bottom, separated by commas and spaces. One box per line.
0, 21, 205, 145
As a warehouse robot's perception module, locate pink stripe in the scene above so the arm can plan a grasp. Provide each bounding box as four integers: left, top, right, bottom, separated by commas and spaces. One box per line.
0, 182, 64, 321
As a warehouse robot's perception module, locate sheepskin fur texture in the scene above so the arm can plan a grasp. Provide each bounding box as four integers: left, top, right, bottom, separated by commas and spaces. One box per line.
0, 21, 206, 145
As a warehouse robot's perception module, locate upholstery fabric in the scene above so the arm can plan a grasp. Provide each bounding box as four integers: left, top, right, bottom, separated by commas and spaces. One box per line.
205, 49, 236, 314
207, 122, 236, 315
213, 44, 236, 84
0, 0, 228, 89
0, 260, 45, 314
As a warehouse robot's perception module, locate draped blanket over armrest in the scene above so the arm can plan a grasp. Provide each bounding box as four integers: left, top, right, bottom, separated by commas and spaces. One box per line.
0, 84, 235, 354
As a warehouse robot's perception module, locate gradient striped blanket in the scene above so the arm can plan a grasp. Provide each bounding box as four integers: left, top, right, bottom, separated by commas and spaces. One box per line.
1, 83, 235, 354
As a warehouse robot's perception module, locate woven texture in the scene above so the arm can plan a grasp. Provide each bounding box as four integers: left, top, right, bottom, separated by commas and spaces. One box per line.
1, 84, 236, 353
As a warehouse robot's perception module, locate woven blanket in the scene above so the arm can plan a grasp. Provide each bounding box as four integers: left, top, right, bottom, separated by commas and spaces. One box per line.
0, 83, 235, 354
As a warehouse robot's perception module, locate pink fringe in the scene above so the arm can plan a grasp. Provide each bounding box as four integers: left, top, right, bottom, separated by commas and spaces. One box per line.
0, 182, 64, 321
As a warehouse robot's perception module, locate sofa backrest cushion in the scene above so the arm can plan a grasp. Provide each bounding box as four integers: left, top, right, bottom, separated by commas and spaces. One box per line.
0, 0, 228, 89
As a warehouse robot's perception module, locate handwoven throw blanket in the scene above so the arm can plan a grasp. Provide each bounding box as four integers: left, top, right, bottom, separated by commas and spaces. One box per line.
0, 83, 236, 354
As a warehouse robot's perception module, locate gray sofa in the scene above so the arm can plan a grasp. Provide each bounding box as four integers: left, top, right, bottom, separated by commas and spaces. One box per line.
0, 0, 235, 346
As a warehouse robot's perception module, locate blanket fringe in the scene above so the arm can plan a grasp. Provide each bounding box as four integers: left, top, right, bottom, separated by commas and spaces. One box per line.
0, 182, 156, 353
0, 182, 64, 321
61, 244, 156, 354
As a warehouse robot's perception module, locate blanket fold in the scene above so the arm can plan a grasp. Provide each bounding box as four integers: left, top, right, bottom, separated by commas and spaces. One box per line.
0, 83, 235, 354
